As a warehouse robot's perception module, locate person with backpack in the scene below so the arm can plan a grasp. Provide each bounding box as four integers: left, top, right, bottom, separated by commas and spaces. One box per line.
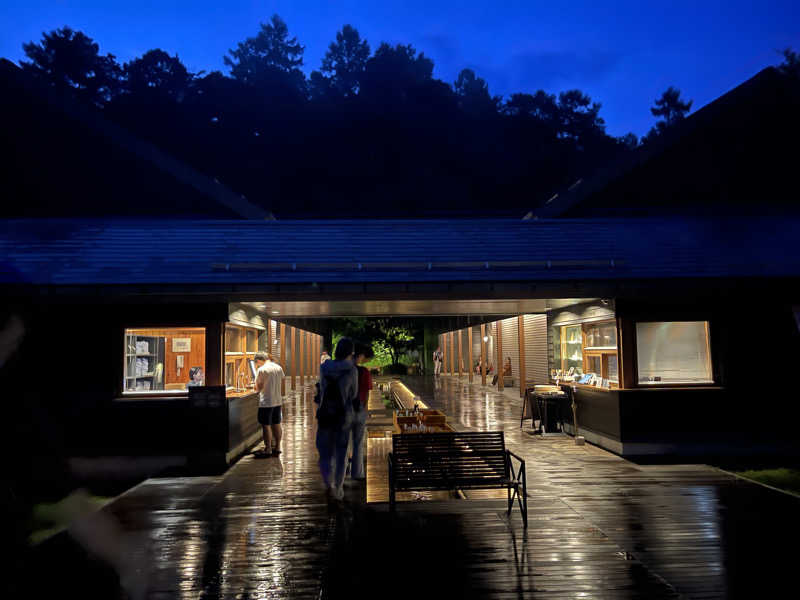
317, 337, 358, 501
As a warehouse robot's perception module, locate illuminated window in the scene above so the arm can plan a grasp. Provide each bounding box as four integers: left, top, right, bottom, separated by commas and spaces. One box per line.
636, 321, 712, 385
225, 323, 264, 390
124, 328, 205, 393
552, 320, 618, 386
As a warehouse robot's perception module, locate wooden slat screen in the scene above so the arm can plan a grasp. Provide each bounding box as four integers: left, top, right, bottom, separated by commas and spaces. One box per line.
524, 314, 548, 386
500, 317, 520, 389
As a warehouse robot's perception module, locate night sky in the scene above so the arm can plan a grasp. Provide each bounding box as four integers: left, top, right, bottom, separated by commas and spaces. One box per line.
2, 1, 797, 136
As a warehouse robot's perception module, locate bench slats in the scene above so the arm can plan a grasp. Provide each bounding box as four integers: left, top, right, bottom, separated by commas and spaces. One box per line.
392, 431, 508, 490
389, 430, 528, 527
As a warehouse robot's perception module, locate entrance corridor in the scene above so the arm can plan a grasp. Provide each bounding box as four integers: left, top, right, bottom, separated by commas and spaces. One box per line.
29, 377, 800, 599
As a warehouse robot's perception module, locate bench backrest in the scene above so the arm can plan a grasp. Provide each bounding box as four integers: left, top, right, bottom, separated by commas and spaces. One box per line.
391, 431, 508, 489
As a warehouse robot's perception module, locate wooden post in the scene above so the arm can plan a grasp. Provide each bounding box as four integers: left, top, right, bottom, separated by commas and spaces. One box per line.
468, 326, 474, 383
441, 334, 447, 375
496, 320, 504, 390
449, 331, 455, 376
205, 322, 223, 387
266, 319, 272, 355
299, 329, 305, 387
618, 317, 635, 389
280, 323, 286, 395
518, 315, 526, 398
312, 334, 317, 377
480, 324, 487, 385
458, 330, 463, 377
290, 326, 296, 391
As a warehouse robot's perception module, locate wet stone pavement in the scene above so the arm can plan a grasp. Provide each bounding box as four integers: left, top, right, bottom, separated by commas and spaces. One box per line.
25, 376, 800, 599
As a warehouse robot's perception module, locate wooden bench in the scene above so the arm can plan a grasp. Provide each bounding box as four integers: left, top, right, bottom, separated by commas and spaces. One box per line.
388, 431, 528, 526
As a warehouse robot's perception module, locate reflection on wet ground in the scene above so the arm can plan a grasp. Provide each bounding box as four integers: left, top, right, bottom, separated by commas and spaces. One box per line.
25, 376, 800, 598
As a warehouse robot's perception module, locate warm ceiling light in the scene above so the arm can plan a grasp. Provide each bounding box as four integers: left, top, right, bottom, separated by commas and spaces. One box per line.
483, 336, 489, 342
271, 310, 279, 314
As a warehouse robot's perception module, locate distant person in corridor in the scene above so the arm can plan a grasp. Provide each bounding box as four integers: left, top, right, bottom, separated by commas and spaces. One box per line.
433, 346, 443, 376
254, 352, 285, 458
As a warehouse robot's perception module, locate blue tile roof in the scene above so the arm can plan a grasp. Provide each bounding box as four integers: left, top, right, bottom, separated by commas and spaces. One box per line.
1, 218, 798, 285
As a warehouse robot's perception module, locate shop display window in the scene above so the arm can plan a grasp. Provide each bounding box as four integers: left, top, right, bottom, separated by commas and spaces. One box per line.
552, 319, 618, 386
585, 321, 617, 349
225, 325, 243, 355
124, 327, 205, 393
636, 321, 713, 385
225, 323, 263, 393
246, 329, 258, 353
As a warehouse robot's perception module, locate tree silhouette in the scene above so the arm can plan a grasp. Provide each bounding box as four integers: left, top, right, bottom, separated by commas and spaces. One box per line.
557, 90, 605, 141
319, 24, 370, 97
16, 20, 634, 218
123, 49, 194, 101
643, 86, 692, 143
21, 26, 121, 106
778, 48, 799, 78
360, 43, 434, 106
224, 14, 306, 101
454, 68, 499, 116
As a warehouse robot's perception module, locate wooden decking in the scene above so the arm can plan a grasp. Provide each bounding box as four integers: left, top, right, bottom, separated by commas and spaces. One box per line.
26, 376, 800, 599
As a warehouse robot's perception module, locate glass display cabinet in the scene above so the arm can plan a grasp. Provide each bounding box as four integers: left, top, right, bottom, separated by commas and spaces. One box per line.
225, 323, 262, 393
124, 333, 165, 392
553, 320, 619, 386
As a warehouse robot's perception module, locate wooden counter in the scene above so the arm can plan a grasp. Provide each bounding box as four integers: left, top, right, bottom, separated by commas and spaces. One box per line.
226, 388, 257, 399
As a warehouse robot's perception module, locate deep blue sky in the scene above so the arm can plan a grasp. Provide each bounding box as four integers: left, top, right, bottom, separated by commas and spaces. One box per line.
2, 1, 797, 136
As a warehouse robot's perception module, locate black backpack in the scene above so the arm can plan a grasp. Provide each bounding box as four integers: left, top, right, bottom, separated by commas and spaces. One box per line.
317, 374, 346, 427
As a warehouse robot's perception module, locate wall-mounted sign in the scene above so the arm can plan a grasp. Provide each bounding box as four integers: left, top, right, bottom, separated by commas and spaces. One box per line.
172, 337, 192, 352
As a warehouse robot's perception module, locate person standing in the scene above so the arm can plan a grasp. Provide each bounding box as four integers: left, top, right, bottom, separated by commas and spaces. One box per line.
253, 352, 285, 458
349, 342, 374, 481
320, 349, 331, 365
317, 338, 358, 501
433, 346, 443, 376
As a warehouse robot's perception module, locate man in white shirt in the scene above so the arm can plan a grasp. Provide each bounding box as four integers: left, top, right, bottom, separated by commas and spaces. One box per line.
433, 346, 443, 376
253, 351, 285, 458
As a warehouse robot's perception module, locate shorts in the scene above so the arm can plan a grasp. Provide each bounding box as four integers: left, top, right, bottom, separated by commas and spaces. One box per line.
258, 405, 282, 425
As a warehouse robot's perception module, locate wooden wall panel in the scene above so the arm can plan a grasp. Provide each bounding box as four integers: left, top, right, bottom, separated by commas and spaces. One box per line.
500, 317, 520, 390
496, 320, 504, 390
523, 314, 549, 386
467, 326, 474, 383
449, 331, 455, 375
280, 323, 286, 394
458, 329, 463, 376
290, 326, 297, 391
480, 324, 487, 385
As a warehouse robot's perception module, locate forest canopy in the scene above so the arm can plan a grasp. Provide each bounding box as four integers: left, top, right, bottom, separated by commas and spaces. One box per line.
16, 18, 793, 218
